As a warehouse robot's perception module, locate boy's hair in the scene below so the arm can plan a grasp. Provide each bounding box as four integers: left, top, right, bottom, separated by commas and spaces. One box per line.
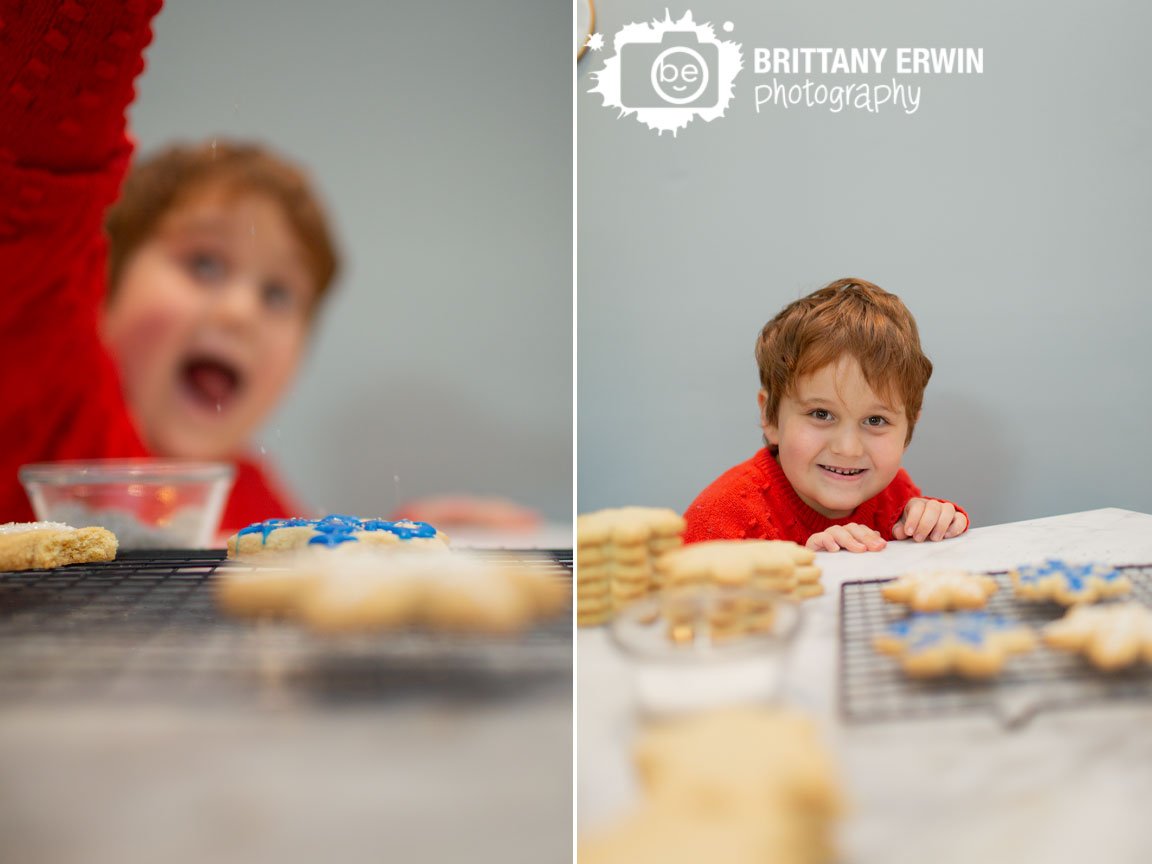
755, 277, 933, 445
104, 139, 340, 310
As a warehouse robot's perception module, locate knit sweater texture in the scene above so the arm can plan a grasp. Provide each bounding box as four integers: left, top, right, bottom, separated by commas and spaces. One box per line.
683, 448, 967, 545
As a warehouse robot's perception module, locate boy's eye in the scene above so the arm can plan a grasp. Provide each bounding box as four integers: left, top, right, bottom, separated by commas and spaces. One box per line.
185, 251, 227, 282
809, 409, 833, 421
262, 281, 297, 312
864, 416, 889, 427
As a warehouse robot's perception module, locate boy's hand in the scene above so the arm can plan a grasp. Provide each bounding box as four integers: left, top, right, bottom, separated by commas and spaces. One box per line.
805, 524, 887, 553
393, 495, 541, 532
893, 498, 968, 542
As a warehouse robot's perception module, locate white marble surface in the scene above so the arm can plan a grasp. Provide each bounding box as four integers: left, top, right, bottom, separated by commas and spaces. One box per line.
577, 508, 1152, 864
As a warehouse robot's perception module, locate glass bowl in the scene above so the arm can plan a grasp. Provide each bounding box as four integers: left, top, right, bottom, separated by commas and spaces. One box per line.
609, 585, 802, 717
19, 459, 235, 549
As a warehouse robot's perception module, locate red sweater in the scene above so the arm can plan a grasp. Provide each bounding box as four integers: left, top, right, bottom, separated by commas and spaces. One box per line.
0, 0, 300, 533
683, 448, 967, 545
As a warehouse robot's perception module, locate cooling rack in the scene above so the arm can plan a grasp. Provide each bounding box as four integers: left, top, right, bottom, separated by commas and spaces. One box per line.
839, 564, 1152, 727
0, 549, 572, 705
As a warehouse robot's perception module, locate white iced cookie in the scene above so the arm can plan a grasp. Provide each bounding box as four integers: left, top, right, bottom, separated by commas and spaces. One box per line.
0, 521, 117, 571
882, 568, 998, 612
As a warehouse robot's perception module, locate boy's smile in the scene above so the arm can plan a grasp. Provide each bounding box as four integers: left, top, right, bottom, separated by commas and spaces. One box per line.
101, 187, 316, 461
761, 356, 910, 519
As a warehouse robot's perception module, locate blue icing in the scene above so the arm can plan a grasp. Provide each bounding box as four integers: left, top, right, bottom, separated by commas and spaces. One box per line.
1014, 558, 1122, 591
238, 517, 312, 545
237, 515, 439, 548
308, 532, 360, 547
362, 519, 437, 539
909, 629, 944, 651
889, 612, 1016, 652
314, 514, 365, 532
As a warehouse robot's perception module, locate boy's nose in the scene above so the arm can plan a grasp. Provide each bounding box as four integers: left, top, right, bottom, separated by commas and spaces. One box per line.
211, 279, 261, 328
830, 428, 864, 457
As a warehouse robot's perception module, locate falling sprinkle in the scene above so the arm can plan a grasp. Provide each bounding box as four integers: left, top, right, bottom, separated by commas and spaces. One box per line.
259, 445, 266, 455
215, 402, 222, 413
211, 139, 217, 160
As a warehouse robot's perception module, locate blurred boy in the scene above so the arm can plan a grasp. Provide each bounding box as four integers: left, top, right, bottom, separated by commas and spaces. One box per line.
684, 278, 968, 552
0, 1, 536, 533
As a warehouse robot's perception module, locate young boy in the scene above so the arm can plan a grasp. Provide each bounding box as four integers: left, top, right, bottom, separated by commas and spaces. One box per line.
683, 278, 968, 552
0, 1, 536, 534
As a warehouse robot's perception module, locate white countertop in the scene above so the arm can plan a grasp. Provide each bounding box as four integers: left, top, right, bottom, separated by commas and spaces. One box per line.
577, 508, 1152, 864
0, 520, 575, 864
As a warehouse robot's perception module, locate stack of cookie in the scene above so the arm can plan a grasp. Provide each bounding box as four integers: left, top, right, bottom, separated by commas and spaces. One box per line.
576, 507, 686, 627
655, 539, 823, 600
580, 707, 843, 864
657, 587, 784, 646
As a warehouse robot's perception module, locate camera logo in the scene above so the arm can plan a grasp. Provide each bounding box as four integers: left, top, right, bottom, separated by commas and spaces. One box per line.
589, 10, 742, 136
621, 31, 718, 108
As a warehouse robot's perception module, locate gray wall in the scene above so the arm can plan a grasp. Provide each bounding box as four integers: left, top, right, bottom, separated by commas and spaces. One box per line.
578, 0, 1152, 527
131, 1, 571, 520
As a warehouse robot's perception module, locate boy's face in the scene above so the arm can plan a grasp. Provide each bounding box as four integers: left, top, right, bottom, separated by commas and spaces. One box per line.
761, 356, 910, 519
101, 187, 316, 460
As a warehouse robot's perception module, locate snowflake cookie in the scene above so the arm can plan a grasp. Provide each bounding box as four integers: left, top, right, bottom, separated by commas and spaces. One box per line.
1010, 559, 1131, 605
226, 514, 447, 558
217, 545, 569, 635
873, 612, 1036, 678
881, 568, 998, 612
1042, 602, 1152, 671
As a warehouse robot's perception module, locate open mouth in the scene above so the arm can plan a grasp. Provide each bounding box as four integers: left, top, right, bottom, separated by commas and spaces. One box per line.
180, 355, 243, 411
819, 465, 866, 477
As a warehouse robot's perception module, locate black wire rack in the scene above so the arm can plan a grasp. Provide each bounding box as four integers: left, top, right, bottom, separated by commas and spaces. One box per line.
839, 564, 1152, 727
0, 549, 572, 706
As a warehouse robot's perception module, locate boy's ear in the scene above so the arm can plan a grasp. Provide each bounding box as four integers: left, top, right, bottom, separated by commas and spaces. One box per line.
757, 389, 778, 445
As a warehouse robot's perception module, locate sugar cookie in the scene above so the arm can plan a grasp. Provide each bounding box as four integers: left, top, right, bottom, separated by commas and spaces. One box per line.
0, 521, 117, 571
873, 612, 1035, 678
218, 524, 567, 635
576, 507, 685, 626
882, 568, 998, 612
1010, 559, 1130, 605
1042, 602, 1152, 671
226, 514, 447, 559
580, 708, 842, 864
655, 539, 821, 601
